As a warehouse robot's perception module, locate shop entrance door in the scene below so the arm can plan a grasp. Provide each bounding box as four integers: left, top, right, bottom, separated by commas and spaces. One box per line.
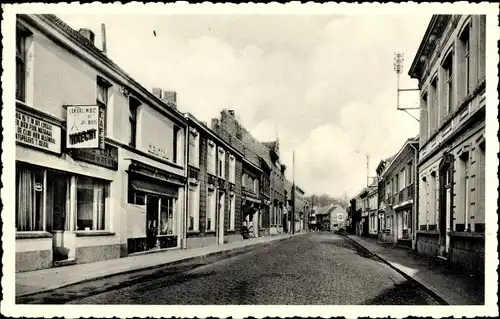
146, 196, 160, 250
217, 191, 225, 245
46, 171, 71, 262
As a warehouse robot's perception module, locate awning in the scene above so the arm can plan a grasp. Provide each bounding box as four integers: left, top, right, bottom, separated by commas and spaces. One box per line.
130, 178, 178, 198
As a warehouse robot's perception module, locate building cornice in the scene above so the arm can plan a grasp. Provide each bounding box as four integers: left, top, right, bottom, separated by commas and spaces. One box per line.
408, 15, 452, 80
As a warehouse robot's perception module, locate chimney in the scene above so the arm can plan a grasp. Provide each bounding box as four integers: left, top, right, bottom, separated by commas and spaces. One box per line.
162, 91, 177, 109
152, 88, 163, 99
78, 28, 95, 45
152, 88, 177, 109
101, 23, 107, 55
211, 118, 219, 129
228, 109, 235, 117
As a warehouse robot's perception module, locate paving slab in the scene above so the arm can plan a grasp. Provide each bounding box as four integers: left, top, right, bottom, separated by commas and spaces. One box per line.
347, 235, 484, 305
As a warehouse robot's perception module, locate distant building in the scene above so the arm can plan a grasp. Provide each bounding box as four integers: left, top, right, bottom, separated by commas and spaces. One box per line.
376, 138, 419, 248
409, 14, 486, 275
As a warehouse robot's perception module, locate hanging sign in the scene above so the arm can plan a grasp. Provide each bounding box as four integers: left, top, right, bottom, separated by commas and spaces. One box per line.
15, 111, 62, 154
34, 183, 43, 192
66, 105, 104, 149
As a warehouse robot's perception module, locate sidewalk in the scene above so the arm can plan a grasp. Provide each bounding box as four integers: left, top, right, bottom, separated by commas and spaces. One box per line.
16, 232, 305, 298
347, 235, 484, 305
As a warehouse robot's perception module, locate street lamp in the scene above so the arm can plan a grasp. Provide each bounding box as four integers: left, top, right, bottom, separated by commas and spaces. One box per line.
393, 52, 420, 122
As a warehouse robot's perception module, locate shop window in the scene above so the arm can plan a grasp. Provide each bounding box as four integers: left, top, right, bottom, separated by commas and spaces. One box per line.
16, 166, 44, 231
159, 197, 174, 235
76, 176, 108, 231
128, 190, 146, 205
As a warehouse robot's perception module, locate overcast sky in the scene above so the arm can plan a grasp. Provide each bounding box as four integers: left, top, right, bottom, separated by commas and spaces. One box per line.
59, 13, 431, 198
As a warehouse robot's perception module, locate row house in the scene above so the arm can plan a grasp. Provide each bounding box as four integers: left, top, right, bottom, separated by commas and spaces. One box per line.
366, 186, 379, 237
184, 113, 244, 248
212, 110, 286, 236
376, 138, 418, 248
409, 14, 486, 275
15, 14, 187, 271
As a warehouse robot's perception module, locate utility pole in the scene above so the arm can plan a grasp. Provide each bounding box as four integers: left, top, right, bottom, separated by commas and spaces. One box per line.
292, 150, 296, 235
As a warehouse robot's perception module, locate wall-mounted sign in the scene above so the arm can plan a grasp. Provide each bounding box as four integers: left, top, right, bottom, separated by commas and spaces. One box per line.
66, 105, 104, 149
147, 144, 169, 161
16, 111, 62, 154
69, 143, 118, 170
34, 183, 43, 192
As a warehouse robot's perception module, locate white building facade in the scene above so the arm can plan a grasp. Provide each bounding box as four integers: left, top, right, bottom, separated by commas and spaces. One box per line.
409, 15, 486, 275
15, 14, 187, 272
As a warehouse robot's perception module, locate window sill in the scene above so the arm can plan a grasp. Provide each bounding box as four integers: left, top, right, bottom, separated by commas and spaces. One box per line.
16, 231, 52, 239
448, 231, 485, 239
74, 231, 116, 237
416, 230, 439, 236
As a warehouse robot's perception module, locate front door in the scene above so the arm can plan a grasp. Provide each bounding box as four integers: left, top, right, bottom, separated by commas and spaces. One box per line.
47, 170, 70, 261
217, 191, 225, 245
438, 154, 454, 258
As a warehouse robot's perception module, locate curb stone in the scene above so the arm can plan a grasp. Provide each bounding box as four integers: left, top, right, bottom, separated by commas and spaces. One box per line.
16, 233, 304, 300
344, 235, 449, 305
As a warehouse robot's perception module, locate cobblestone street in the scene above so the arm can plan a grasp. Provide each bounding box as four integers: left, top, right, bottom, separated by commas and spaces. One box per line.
22, 233, 439, 305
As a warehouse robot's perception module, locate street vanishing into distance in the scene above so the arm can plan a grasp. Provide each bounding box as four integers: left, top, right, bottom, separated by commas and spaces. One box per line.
18, 233, 440, 305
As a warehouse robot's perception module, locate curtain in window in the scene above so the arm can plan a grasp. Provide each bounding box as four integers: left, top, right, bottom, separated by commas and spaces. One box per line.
17, 167, 35, 231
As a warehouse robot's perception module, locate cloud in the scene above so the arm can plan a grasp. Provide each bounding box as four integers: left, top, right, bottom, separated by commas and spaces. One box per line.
59, 13, 430, 198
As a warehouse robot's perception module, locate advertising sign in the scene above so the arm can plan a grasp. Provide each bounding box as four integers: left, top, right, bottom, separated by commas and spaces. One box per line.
70, 143, 118, 170
15, 111, 62, 154
66, 105, 103, 149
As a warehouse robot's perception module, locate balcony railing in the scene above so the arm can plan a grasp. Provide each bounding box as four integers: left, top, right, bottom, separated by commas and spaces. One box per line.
393, 184, 415, 207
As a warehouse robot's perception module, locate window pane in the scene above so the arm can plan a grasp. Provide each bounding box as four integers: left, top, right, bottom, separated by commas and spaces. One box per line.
76, 176, 107, 230
16, 166, 44, 231
76, 177, 95, 230
97, 85, 107, 105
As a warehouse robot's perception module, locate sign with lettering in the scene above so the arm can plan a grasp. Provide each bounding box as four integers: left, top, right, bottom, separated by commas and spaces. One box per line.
70, 143, 118, 170
15, 111, 62, 154
66, 105, 103, 149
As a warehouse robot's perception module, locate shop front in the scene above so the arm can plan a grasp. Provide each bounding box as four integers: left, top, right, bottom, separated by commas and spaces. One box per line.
242, 197, 260, 239
126, 160, 185, 254
15, 105, 121, 272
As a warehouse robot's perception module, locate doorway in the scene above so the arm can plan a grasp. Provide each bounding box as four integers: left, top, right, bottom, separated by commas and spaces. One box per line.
217, 191, 225, 245
146, 196, 160, 250
46, 170, 70, 262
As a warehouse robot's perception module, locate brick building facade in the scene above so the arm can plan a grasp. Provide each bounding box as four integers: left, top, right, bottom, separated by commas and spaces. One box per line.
211, 109, 287, 236
185, 113, 244, 248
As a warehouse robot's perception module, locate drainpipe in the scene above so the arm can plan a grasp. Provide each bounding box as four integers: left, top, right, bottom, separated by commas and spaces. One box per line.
409, 142, 418, 251
183, 121, 189, 249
